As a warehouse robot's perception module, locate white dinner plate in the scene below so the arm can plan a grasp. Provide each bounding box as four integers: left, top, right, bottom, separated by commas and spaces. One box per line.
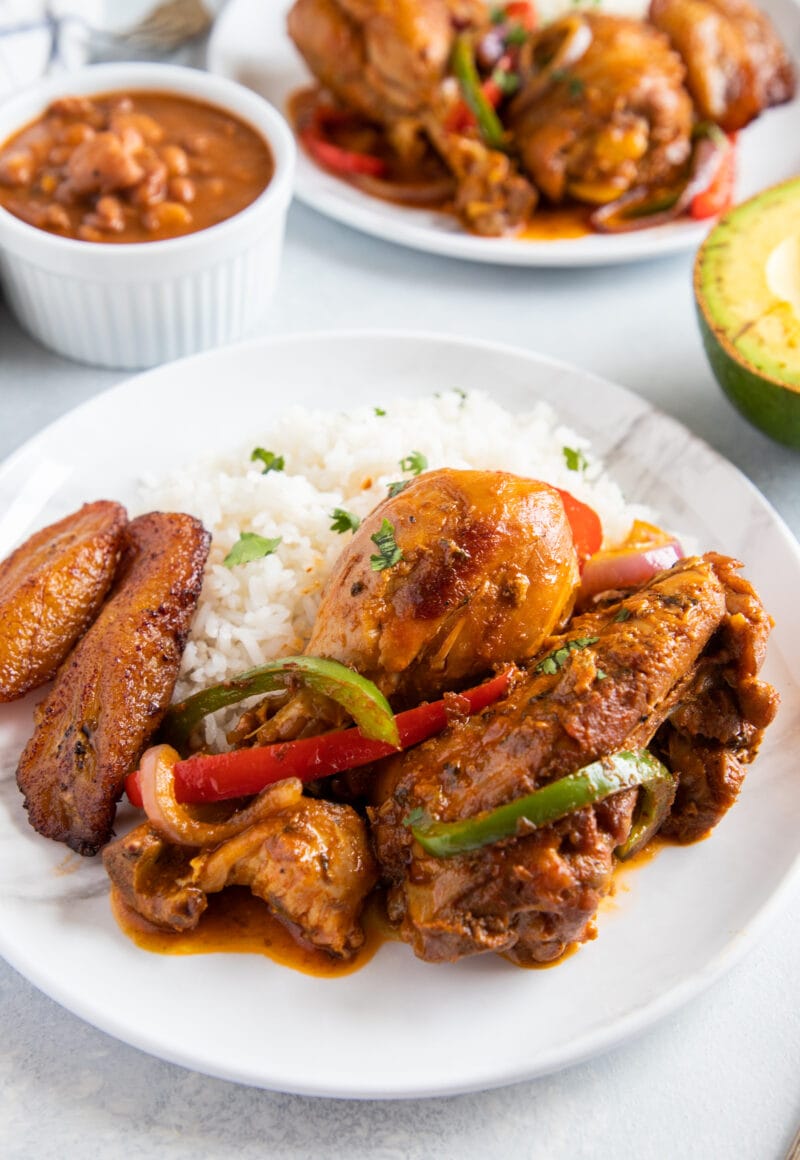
0, 332, 799, 1098
207, 0, 800, 267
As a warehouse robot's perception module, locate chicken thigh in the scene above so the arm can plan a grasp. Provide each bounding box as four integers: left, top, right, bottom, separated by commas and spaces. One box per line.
104, 778, 377, 958
287, 0, 537, 233
370, 554, 777, 965
510, 13, 694, 204
234, 469, 579, 748
649, 0, 795, 131
307, 469, 579, 704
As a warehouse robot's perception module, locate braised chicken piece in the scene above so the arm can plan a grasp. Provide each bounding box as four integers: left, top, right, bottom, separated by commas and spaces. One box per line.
310, 469, 579, 699
0, 501, 127, 702
509, 13, 694, 205
649, 0, 796, 132
103, 778, 377, 958
370, 555, 777, 965
17, 512, 210, 856
287, 0, 537, 234
288, 0, 474, 121
104, 821, 207, 931
423, 121, 537, 236
653, 553, 778, 841
234, 470, 579, 746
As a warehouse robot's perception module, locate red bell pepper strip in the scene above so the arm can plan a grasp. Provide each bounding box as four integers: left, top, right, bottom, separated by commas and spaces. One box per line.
446, 75, 505, 134
556, 488, 603, 564
300, 108, 387, 178
126, 668, 515, 808
503, 2, 537, 30
690, 133, 737, 220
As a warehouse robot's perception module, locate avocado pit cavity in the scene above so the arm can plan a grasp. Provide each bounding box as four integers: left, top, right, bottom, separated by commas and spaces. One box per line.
765, 234, 800, 324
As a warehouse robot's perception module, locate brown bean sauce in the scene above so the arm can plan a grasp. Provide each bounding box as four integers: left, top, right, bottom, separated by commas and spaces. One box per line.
0, 90, 274, 243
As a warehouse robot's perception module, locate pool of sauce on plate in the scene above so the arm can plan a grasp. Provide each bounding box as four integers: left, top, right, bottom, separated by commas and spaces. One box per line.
111, 885, 391, 978
110, 839, 665, 975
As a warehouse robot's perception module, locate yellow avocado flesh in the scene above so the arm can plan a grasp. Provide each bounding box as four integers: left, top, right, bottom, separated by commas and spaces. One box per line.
695, 177, 800, 447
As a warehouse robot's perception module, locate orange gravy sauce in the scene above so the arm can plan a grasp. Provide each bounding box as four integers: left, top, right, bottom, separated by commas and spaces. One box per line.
111, 842, 665, 976
519, 206, 591, 241
111, 886, 390, 978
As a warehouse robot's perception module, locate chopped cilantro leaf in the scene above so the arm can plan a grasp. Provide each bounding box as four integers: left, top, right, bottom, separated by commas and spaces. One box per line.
399, 451, 428, 476
535, 635, 599, 675
402, 806, 427, 828
563, 445, 588, 472
223, 532, 282, 568
491, 68, 520, 95
551, 69, 585, 97
537, 656, 559, 676
614, 608, 633, 623
387, 480, 409, 498
330, 508, 361, 534
596, 669, 608, 681
370, 518, 403, 572
251, 448, 285, 474
374, 406, 387, 417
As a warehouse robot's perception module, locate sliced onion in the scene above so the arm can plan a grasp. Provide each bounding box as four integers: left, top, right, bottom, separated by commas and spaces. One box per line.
509, 15, 592, 116
138, 744, 301, 847
590, 133, 729, 234
579, 522, 684, 602
350, 170, 456, 205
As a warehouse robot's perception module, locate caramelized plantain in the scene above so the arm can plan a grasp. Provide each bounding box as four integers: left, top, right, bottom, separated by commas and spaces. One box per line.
0, 500, 127, 702
17, 512, 210, 855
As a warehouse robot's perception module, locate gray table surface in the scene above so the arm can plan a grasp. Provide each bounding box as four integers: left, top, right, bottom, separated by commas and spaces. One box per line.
1, 201, 799, 1159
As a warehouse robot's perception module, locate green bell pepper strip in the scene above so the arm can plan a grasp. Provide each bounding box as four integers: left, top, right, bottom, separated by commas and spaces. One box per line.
126, 668, 514, 808
452, 33, 507, 151
160, 655, 400, 753
406, 749, 673, 858
615, 768, 676, 860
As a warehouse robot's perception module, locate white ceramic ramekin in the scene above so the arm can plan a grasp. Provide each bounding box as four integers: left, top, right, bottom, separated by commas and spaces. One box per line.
0, 63, 295, 369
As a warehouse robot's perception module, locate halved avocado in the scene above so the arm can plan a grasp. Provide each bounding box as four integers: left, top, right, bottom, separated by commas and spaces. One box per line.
694, 177, 800, 449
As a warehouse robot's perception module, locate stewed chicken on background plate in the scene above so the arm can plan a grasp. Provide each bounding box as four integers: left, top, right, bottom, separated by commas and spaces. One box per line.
208, 0, 800, 263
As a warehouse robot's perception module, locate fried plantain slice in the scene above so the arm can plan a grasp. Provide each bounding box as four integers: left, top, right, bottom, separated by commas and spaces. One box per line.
16, 511, 210, 855
0, 500, 128, 702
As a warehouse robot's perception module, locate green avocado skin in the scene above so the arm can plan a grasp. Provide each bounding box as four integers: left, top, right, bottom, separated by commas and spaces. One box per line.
696, 305, 800, 449
693, 174, 800, 451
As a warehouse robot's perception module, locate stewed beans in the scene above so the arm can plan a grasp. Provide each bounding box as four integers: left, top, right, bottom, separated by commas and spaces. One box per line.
0, 90, 274, 243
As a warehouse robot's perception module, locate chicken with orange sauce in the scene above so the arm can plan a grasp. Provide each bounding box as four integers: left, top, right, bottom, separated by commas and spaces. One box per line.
287, 0, 795, 235
232, 468, 580, 746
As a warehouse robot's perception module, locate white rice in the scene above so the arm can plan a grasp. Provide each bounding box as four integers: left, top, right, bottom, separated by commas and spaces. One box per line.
139, 390, 649, 748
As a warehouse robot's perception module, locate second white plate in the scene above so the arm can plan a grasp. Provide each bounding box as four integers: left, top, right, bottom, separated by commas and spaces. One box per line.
207, 0, 800, 266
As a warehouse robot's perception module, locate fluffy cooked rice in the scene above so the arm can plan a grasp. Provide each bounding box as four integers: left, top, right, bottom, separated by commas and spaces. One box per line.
139, 390, 649, 748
